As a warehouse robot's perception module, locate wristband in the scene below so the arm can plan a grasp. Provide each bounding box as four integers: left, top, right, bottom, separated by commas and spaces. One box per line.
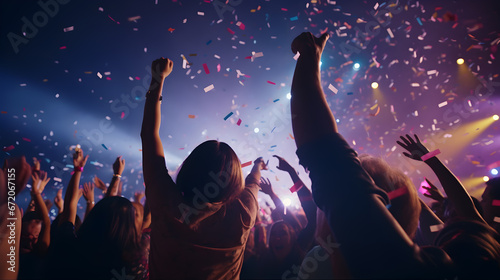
87, 201, 95, 205
74, 166, 83, 172
113, 174, 122, 178
421, 149, 441, 161
289, 181, 304, 193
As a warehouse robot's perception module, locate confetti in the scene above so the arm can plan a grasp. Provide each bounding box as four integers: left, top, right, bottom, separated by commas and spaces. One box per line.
223, 112, 233, 121
492, 200, 500, 207
63, 26, 74, 32
53, 177, 62, 182
430, 224, 445, 232
438, 101, 448, 108
203, 63, 210, 74
241, 161, 252, 168
267, 81, 276, 85
328, 84, 338, 94
102, 144, 109, 150
188, 115, 196, 119
387, 187, 408, 200
204, 84, 214, 92
273, 99, 280, 102
236, 119, 242, 126
3, 145, 14, 152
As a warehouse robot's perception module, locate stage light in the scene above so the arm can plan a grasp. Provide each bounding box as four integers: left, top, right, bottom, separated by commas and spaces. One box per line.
254, 128, 260, 133
283, 197, 292, 207
483, 176, 490, 182
371, 82, 379, 89
456, 58, 464, 65
491, 168, 499, 176
320, 61, 323, 67
353, 63, 360, 70
493, 115, 499, 121
286, 93, 291, 99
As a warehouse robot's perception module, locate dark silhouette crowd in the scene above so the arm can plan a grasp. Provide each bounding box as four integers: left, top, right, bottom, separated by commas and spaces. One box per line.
1, 32, 499, 279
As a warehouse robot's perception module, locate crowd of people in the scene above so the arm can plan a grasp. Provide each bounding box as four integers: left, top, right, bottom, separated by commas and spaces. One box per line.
1, 32, 500, 279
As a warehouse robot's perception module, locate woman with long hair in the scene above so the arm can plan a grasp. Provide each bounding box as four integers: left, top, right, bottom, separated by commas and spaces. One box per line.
141, 58, 265, 279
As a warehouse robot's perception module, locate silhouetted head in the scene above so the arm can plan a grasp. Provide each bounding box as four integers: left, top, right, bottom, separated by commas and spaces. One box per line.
176, 140, 244, 205
359, 154, 421, 238
435, 219, 500, 278
78, 196, 140, 255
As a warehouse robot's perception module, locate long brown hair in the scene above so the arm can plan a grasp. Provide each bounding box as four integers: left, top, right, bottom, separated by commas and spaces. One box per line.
176, 140, 244, 205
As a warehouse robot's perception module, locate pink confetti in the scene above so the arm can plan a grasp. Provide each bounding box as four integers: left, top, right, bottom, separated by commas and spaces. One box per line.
236, 119, 242, 126
387, 187, 408, 200
22, 137, 31, 142
267, 81, 276, 85
3, 145, 15, 152
203, 63, 210, 74
217, 64, 221, 72
121, 112, 125, 119
59, 46, 67, 50
227, 28, 235, 35
241, 161, 252, 168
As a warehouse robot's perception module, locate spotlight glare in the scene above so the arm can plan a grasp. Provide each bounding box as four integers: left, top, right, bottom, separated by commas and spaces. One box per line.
286, 93, 291, 99
283, 198, 292, 207
254, 127, 260, 133
492, 169, 499, 176
493, 115, 499, 121
483, 176, 490, 182
371, 82, 379, 89
353, 63, 360, 70
456, 58, 465, 65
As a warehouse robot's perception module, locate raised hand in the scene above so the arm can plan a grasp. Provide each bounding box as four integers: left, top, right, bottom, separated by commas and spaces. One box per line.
291, 32, 330, 60
54, 189, 64, 213
83, 182, 95, 203
134, 191, 145, 204
3, 156, 31, 196
32, 157, 40, 172
254, 157, 268, 171
422, 178, 445, 202
396, 134, 430, 161
259, 177, 274, 195
73, 147, 89, 170
273, 155, 294, 173
93, 176, 107, 193
113, 156, 125, 176
151, 57, 174, 80
31, 170, 51, 195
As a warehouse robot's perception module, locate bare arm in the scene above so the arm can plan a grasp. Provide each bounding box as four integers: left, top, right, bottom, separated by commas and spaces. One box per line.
397, 134, 484, 223
82, 182, 95, 219
141, 58, 173, 207
105, 156, 125, 198
59, 148, 87, 226
291, 32, 337, 148
30, 171, 51, 255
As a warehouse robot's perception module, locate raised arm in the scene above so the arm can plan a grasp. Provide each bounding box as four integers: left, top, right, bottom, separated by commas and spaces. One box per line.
274, 155, 316, 250
30, 170, 51, 255
291, 32, 337, 148
289, 33, 444, 278
141, 58, 174, 205
105, 156, 124, 197
258, 177, 284, 218
82, 182, 95, 219
397, 134, 485, 223
59, 148, 87, 226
